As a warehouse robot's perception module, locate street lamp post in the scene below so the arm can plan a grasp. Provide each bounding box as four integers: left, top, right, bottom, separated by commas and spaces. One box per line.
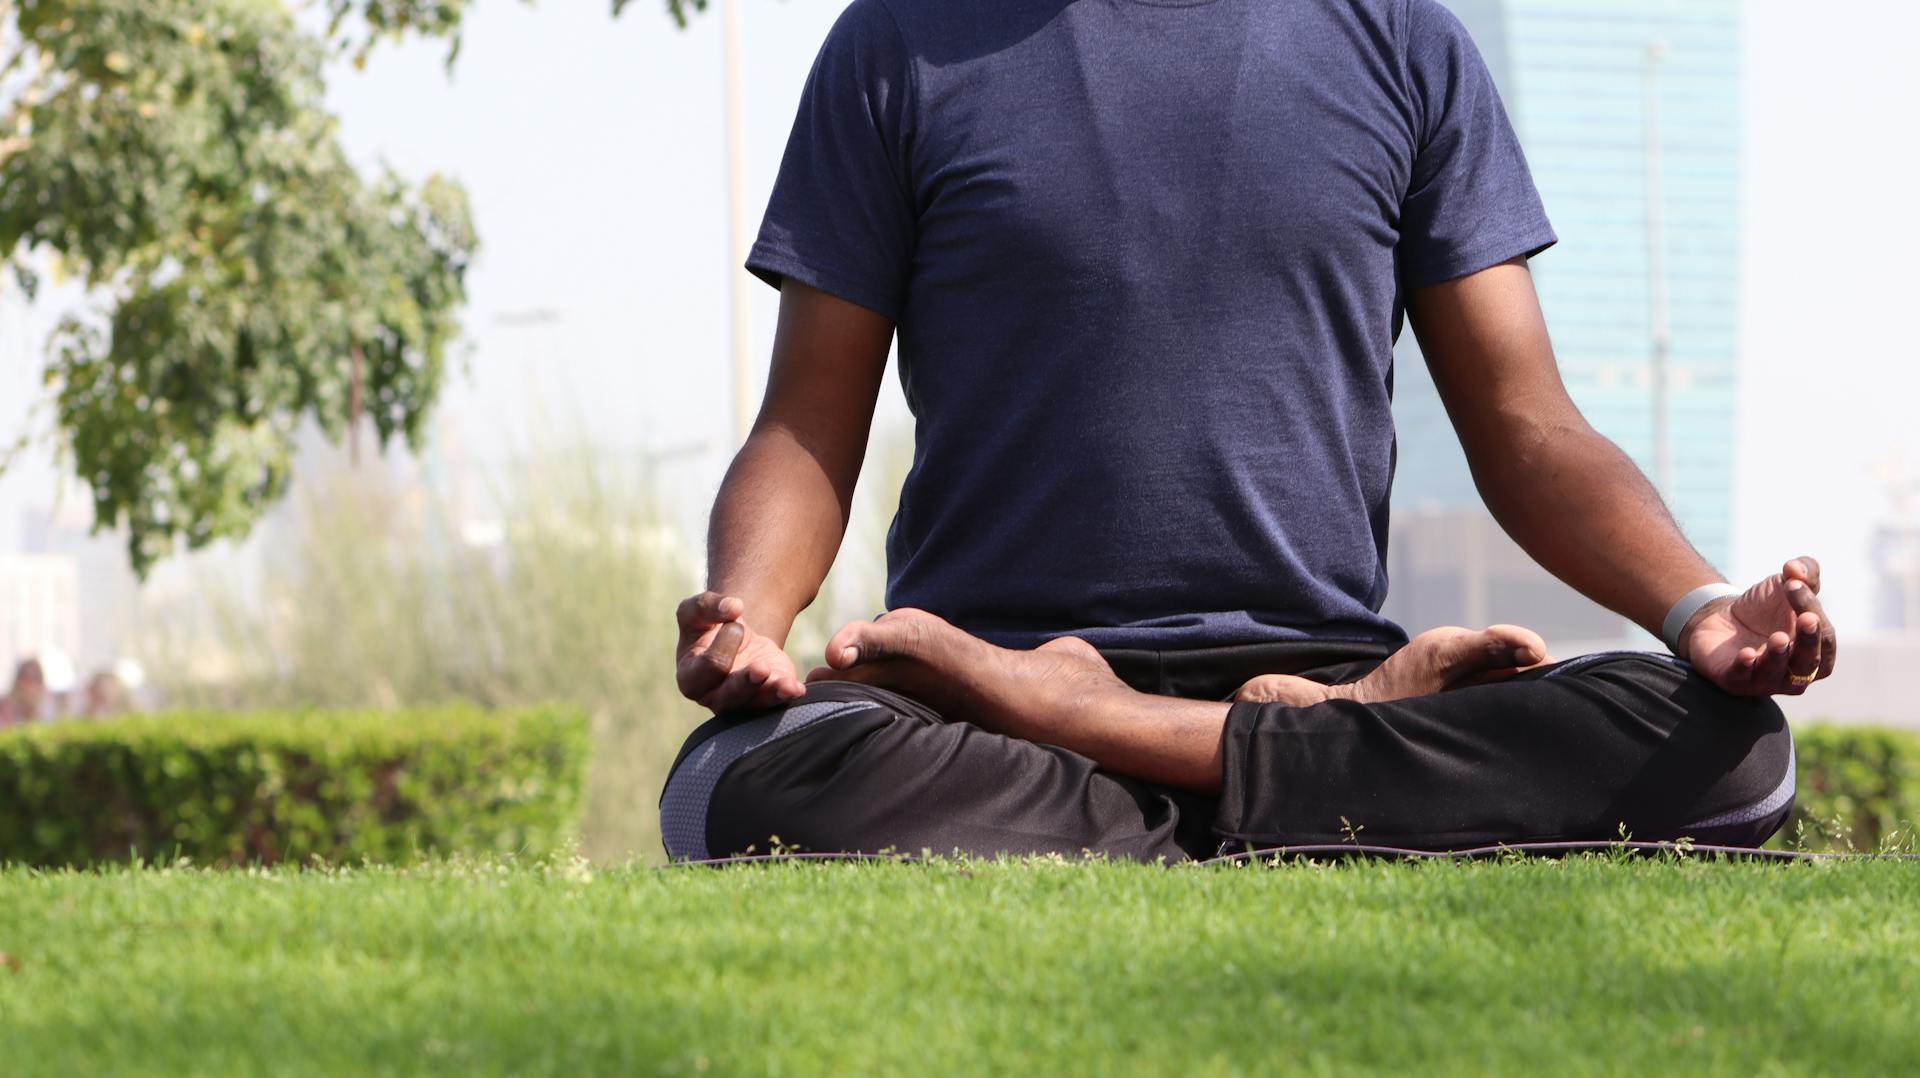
1643, 41, 1673, 501
493, 307, 563, 445
722, 0, 755, 447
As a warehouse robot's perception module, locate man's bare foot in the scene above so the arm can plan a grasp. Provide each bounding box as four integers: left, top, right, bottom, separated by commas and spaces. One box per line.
807, 609, 1129, 736
1234, 625, 1550, 705
811, 610, 1240, 790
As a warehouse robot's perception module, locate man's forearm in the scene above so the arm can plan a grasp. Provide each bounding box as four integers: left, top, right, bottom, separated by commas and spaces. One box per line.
1476, 417, 1720, 639
706, 423, 857, 646
1408, 260, 1721, 641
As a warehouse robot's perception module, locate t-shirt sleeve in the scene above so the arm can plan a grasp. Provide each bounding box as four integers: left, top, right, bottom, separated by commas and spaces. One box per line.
745, 0, 917, 322
1397, 0, 1556, 291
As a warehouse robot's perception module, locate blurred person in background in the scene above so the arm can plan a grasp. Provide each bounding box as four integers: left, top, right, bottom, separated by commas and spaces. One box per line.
0, 658, 47, 727
83, 671, 131, 719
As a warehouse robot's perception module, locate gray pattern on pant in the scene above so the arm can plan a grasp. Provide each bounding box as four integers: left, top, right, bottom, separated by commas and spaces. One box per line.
660, 700, 880, 861
1540, 649, 1689, 680
1685, 738, 1796, 831
1541, 650, 1794, 833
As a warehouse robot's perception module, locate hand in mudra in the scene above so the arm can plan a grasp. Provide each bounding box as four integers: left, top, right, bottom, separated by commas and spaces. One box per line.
674, 592, 807, 714
1681, 557, 1837, 697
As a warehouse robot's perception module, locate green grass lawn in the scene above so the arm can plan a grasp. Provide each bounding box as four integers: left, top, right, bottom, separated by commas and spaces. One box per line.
3, 856, 1917, 1076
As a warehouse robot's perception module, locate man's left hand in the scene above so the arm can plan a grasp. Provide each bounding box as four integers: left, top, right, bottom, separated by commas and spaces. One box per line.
1680, 557, 1838, 697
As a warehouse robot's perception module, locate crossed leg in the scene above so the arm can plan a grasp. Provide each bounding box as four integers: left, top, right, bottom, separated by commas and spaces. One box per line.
661, 614, 1792, 861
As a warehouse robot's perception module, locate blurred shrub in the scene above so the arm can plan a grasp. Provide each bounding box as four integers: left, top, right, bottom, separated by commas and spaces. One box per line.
140, 446, 695, 864
135, 429, 907, 865
1781, 723, 1920, 852
0, 706, 586, 867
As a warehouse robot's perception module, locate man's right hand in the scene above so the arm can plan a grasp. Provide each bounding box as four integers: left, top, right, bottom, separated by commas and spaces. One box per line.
675, 592, 807, 714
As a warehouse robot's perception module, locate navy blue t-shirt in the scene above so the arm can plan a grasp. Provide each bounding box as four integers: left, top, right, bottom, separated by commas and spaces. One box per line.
747, 0, 1556, 650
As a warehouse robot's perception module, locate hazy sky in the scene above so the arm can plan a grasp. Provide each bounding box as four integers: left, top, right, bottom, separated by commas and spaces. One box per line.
1731, 0, 1920, 630
2, 0, 1917, 635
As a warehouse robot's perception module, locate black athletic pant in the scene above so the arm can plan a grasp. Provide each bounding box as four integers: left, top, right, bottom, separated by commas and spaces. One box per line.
659, 642, 1795, 863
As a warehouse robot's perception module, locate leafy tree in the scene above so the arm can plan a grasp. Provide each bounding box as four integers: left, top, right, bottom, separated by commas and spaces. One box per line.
319, 1, 699, 65
0, 0, 694, 574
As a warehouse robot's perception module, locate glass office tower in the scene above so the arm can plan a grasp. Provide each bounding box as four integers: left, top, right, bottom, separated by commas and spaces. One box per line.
1386, 0, 1742, 635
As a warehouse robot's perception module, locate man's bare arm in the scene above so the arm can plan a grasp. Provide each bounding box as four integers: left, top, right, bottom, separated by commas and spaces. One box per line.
1405, 259, 1712, 634
674, 281, 894, 712
1406, 259, 1835, 695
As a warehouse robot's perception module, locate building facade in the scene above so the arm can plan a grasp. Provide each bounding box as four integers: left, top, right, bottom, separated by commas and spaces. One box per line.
0, 554, 80, 685
1387, 0, 1742, 635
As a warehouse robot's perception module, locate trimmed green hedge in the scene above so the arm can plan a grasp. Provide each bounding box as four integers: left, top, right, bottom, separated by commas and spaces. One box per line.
1, 708, 1907, 862
1785, 723, 1920, 852
0, 706, 587, 867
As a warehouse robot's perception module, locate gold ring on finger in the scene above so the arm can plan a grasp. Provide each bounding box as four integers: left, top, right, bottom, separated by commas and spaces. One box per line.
1789, 671, 1817, 686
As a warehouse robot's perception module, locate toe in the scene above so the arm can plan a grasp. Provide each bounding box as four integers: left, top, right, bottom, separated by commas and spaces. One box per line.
1037, 635, 1103, 663
829, 608, 958, 668
1234, 674, 1329, 706
1423, 626, 1509, 674
1485, 624, 1549, 667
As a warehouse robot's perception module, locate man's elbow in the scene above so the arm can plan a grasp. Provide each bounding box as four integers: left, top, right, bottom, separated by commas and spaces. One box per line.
1463, 407, 1603, 509
1463, 405, 1574, 477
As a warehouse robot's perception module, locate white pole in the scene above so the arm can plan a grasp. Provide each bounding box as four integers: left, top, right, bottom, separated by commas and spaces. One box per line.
1643, 41, 1673, 501
722, 0, 755, 447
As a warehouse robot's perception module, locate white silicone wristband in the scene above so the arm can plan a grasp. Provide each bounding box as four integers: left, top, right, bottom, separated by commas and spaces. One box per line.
1662, 582, 1743, 655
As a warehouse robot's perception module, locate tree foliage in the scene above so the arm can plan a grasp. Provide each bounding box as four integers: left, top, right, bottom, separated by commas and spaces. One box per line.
1, 0, 483, 573
2, 0, 704, 575
320, 1, 704, 66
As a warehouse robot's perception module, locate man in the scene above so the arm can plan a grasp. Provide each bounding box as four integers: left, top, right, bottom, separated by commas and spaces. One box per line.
659, 0, 1832, 862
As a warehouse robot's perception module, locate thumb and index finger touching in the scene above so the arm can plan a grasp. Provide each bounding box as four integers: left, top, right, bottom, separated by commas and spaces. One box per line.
677, 591, 743, 634
1781, 555, 1838, 680
675, 591, 749, 700
1783, 555, 1821, 594
1730, 555, 1836, 691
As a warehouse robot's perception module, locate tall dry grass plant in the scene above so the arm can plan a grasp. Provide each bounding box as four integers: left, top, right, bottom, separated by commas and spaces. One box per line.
143, 448, 693, 862
142, 430, 908, 863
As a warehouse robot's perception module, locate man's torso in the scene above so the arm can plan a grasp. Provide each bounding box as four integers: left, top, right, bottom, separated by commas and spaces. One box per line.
749, 0, 1551, 649
887, 0, 1420, 649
